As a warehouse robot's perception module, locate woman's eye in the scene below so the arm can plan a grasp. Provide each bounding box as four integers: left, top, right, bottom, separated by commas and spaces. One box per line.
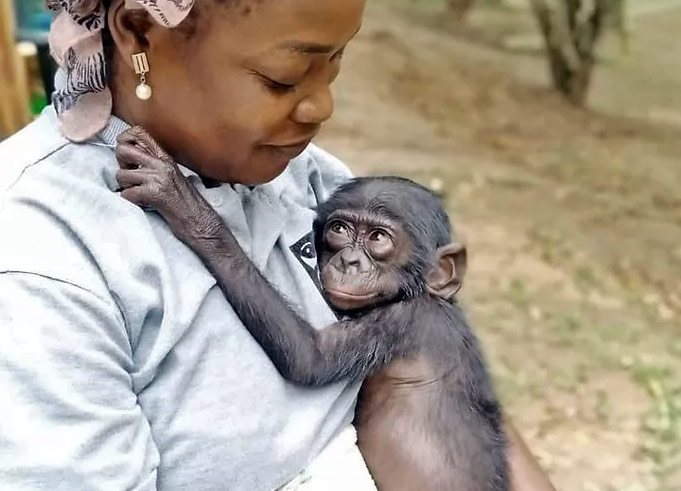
263, 77, 297, 94
252, 71, 297, 94
331, 47, 346, 62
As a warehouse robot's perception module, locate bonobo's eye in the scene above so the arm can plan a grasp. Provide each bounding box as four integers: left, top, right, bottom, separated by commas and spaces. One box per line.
330, 221, 349, 235
325, 220, 352, 251
368, 229, 389, 242
366, 228, 394, 260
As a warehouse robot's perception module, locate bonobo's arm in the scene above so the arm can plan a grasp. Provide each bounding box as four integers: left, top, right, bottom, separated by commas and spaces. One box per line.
189, 228, 410, 386
115, 127, 410, 386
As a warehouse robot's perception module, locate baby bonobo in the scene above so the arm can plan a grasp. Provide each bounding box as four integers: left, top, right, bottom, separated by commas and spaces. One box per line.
116, 127, 508, 491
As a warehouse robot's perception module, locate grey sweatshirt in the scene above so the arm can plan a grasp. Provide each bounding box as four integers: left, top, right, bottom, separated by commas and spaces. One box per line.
0, 108, 360, 491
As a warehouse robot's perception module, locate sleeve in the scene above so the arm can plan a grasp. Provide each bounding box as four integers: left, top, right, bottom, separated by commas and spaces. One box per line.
0, 272, 159, 491
305, 144, 354, 206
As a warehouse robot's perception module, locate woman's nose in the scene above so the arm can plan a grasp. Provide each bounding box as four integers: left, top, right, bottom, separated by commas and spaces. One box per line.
292, 84, 335, 125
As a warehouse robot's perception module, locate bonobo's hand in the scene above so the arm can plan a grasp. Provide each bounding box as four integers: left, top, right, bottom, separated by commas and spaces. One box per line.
115, 126, 222, 246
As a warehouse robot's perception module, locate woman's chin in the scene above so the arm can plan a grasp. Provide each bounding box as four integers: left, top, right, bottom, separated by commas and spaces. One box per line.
246, 163, 289, 185
204, 154, 290, 186
241, 149, 298, 185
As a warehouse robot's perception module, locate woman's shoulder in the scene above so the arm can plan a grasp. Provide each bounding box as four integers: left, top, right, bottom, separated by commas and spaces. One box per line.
0, 107, 118, 196
0, 107, 69, 191
0, 108, 144, 295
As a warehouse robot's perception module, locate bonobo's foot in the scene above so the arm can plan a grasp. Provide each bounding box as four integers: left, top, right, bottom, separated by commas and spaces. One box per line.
115, 126, 223, 245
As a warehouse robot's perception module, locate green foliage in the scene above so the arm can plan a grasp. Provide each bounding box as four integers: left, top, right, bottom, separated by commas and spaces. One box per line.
627, 359, 681, 487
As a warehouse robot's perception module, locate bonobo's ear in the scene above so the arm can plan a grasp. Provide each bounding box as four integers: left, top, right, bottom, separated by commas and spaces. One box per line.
426, 243, 467, 300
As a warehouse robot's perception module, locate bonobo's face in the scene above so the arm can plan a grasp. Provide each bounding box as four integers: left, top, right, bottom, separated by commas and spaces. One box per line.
318, 209, 413, 311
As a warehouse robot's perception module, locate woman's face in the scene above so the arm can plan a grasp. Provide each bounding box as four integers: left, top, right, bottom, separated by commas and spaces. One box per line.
112, 0, 365, 185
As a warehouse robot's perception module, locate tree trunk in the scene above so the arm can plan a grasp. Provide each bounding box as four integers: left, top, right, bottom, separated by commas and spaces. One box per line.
529, 0, 609, 105
447, 0, 476, 21
608, 0, 630, 54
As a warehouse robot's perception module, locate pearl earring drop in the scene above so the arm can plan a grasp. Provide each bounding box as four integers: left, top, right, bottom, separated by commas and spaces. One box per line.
132, 52, 152, 101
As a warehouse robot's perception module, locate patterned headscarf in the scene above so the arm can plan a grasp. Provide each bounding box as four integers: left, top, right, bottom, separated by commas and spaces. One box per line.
47, 0, 195, 142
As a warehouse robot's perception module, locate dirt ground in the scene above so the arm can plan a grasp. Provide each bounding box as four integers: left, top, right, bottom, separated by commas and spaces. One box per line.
316, 1, 681, 489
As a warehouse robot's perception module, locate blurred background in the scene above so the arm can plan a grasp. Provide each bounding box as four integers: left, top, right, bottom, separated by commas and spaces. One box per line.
1, 0, 53, 137
2, 0, 680, 489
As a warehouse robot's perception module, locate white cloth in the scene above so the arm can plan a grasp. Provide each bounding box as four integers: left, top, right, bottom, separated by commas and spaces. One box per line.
280, 426, 376, 491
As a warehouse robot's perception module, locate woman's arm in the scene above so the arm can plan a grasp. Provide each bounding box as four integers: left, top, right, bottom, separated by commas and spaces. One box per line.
0, 273, 160, 490
506, 419, 557, 491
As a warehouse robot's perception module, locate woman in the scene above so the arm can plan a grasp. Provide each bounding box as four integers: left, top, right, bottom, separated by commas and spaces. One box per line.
0, 0, 554, 489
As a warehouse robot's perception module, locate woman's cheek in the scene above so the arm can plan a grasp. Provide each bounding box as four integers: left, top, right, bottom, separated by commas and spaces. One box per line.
221, 78, 298, 141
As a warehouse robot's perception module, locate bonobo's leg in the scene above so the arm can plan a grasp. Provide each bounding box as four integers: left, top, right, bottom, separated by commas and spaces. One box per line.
115, 127, 413, 386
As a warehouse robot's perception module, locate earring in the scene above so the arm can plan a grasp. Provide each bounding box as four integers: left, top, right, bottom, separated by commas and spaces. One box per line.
132, 52, 152, 101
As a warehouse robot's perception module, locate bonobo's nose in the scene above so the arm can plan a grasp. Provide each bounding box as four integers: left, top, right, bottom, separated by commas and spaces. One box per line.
339, 248, 370, 275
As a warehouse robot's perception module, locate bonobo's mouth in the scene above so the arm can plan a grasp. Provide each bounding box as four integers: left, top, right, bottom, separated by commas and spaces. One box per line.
324, 287, 379, 311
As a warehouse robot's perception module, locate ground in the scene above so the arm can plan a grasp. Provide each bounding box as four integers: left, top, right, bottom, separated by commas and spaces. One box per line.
316, 1, 681, 489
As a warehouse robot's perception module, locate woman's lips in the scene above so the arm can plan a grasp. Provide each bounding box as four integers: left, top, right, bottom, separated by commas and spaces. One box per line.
266, 138, 314, 160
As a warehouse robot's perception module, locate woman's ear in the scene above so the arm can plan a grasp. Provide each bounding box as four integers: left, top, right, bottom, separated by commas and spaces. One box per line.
107, 0, 155, 68
426, 242, 467, 300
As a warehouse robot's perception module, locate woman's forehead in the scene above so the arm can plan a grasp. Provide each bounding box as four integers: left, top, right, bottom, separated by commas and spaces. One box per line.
206, 0, 365, 54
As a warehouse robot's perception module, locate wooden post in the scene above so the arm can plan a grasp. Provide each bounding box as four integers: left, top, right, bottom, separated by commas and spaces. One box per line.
0, 0, 31, 139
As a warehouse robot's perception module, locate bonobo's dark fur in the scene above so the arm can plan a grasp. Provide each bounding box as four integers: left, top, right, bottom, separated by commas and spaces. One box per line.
115, 129, 508, 491
314, 177, 453, 303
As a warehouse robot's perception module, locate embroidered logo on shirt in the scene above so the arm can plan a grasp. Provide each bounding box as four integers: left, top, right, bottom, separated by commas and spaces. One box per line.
290, 232, 322, 290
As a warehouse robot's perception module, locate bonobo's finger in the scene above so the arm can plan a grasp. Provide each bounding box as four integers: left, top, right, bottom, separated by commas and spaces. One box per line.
116, 168, 154, 189
116, 143, 167, 171
117, 127, 159, 163
120, 186, 144, 206
117, 125, 150, 146
118, 126, 173, 163
121, 185, 157, 209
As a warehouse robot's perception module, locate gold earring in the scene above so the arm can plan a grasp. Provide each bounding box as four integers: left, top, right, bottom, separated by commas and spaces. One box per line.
132, 52, 152, 101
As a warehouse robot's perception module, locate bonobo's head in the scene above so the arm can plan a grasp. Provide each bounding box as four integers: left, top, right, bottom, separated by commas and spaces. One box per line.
314, 177, 467, 311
